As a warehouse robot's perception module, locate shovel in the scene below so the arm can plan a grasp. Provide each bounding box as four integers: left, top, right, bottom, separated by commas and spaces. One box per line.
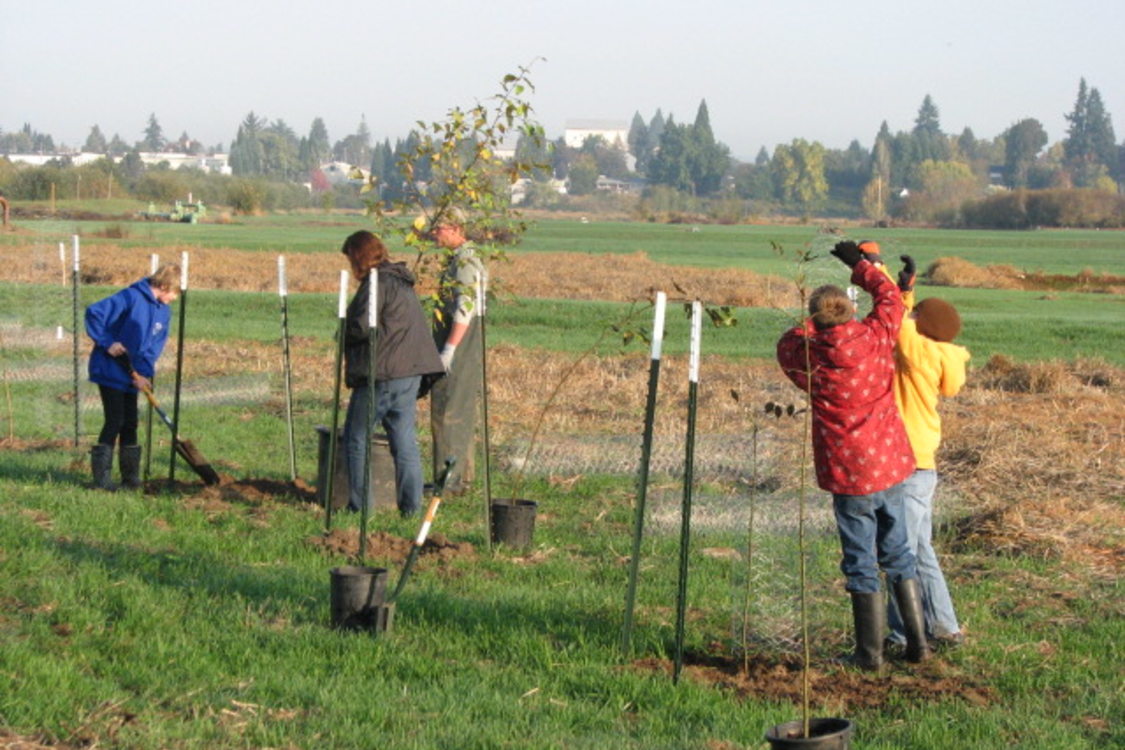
389, 458, 455, 603
114, 353, 220, 485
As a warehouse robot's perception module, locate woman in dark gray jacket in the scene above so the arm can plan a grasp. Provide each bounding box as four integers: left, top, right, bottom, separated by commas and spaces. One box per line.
341, 231, 444, 516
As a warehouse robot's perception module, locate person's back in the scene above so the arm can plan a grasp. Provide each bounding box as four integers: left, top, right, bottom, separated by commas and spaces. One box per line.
776, 241, 931, 670
776, 256, 914, 495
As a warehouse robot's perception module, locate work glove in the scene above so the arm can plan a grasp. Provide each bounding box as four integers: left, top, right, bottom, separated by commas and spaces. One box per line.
897, 255, 917, 292
439, 343, 456, 372
858, 240, 882, 265
830, 241, 863, 268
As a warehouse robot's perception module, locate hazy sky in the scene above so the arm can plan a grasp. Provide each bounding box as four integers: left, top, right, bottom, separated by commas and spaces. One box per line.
3, 0, 1122, 160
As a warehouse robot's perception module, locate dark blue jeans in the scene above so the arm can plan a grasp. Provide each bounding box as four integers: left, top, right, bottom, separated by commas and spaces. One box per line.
343, 376, 422, 516
832, 481, 918, 594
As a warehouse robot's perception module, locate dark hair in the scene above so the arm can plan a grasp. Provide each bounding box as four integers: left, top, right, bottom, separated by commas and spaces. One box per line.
341, 230, 388, 275
808, 285, 854, 329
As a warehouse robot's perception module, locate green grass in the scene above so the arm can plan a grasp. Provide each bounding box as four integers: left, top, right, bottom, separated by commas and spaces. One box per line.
1, 453, 1120, 748
6, 278, 1120, 367
6, 214, 1125, 277
1, 214, 1121, 747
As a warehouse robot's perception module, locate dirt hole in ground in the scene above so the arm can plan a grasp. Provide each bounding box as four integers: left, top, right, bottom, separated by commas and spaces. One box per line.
306, 527, 476, 564
632, 645, 995, 710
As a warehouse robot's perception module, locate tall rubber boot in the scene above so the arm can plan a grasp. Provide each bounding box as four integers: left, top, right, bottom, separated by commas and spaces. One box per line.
893, 578, 933, 663
119, 445, 143, 489
849, 592, 885, 671
90, 444, 118, 491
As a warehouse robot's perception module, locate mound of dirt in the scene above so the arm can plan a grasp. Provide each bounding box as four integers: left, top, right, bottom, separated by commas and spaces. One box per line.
306, 527, 476, 563
925, 256, 1125, 293
631, 645, 994, 711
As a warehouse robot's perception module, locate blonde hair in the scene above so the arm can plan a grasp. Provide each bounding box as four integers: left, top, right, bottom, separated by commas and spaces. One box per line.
149, 263, 180, 291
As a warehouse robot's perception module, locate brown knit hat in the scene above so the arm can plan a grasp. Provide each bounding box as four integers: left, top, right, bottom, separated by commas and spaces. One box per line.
914, 298, 961, 342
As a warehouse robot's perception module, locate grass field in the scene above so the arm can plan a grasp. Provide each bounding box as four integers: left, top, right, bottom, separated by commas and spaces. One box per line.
0, 211, 1122, 749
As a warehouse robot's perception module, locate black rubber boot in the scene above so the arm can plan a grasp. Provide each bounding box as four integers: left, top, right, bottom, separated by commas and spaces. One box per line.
893, 578, 933, 663
849, 592, 885, 671
119, 445, 143, 489
90, 444, 118, 491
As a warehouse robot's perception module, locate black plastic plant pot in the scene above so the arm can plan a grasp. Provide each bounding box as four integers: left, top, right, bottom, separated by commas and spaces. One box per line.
765, 718, 855, 749
329, 565, 388, 631
490, 499, 537, 550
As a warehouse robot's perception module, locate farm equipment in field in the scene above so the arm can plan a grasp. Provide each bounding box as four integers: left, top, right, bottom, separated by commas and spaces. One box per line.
138, 198, 206, 223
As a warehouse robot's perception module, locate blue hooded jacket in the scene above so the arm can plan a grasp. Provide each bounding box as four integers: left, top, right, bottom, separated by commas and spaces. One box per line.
85, 279, 172, 392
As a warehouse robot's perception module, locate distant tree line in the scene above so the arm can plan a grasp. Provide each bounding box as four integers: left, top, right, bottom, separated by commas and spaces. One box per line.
1, 78, 1121, 226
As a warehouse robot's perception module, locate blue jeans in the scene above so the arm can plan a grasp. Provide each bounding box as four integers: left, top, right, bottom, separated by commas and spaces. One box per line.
832, 482, 917, 594
343, 376, 422, 516
887, 470, 961, 643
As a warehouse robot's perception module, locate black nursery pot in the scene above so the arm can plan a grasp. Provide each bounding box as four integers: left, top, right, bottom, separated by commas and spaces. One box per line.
329, 565, 390, 632
764, 718, 855, 749
489, 499, 537, 550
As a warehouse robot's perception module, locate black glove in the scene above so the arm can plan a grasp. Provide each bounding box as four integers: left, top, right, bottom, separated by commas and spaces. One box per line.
830, 241, 863, 268
898, 255, 917, 292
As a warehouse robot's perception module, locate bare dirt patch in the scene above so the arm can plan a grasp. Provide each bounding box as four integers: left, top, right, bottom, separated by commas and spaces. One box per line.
306, 527, 476, 564
631, 645, 994, 710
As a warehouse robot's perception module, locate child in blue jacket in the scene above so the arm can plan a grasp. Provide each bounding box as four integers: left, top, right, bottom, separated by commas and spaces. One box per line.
84, 263, 179, 489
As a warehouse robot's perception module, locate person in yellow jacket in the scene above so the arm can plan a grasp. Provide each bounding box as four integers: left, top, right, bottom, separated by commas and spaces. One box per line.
862, 243, 970, 650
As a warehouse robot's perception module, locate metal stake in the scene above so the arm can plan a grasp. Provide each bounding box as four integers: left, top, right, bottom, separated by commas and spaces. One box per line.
279, 256, 297, 481
70, 236, 80, 452
169, 252, 188, 485
673, 301, 702, 684
144, 253, 158, 480
324, 270, 348, 531
476, 269, 493, 551
621, 291, 666, 655
359, 268, 378, 562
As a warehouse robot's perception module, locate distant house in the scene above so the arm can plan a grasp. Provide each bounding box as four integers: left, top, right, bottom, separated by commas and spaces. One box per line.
564, 119, 629, 151
320, 161, 368, 186
594, 175, 641, 194
6, 151, 231, 174
135, 152, 231, 174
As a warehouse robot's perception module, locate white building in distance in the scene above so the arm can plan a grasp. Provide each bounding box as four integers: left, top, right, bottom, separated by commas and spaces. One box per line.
563, 119, 629, 151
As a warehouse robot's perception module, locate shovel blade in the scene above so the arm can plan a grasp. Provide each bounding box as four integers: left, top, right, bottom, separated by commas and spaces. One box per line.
176, 438, 221, 485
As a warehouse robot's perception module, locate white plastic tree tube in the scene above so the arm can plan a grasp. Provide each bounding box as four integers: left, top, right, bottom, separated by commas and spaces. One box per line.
338, 270, 348, 319
651, 291, 667, 361
689, 300, 702, 383
180, 251, 189, 291
278, 255, 288, 297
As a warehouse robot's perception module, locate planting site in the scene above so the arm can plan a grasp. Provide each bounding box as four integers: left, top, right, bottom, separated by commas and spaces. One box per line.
0, 219, 1122, 749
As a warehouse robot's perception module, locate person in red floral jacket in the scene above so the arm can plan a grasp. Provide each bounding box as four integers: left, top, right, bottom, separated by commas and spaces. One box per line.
776, 240, 931, 670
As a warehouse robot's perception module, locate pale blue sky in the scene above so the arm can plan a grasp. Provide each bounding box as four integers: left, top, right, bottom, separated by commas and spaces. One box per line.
2, 0, 1121, 160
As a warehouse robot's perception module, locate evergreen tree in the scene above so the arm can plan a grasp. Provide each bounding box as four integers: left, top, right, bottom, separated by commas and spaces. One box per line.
911, 95, 950, 165
1063, 78, 1090, 164
84, 125, 108, 154
627, 111, 649, 173
141, 113, 165, 152
229, 112, 265, 175
1064, 78, 1117, 186
647, 109, 665, 153
1085, 88, 1117, 169
307, 117, 331, 167
107, 133, 129, 157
